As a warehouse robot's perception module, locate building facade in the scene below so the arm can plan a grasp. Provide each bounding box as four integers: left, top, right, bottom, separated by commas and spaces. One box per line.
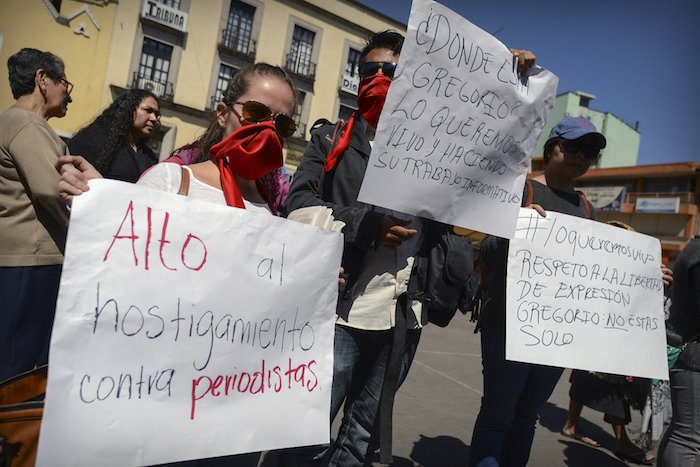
0, 0, 404, 169
575, 162, 700, 265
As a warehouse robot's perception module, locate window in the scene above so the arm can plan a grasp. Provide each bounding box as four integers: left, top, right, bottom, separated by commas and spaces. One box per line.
137, 38, 173, 97
341, 48, 361, 95
215, 64, 237, 103
292, 91, 306, 138
287, 25, 315, 78
223, 0, 256, 54
345, 48, 361, 77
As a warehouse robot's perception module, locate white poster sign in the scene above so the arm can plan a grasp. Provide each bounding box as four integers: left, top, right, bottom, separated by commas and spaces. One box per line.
506, 209, 668, 380
37, 180, 343, 466
357, 0, 559, 239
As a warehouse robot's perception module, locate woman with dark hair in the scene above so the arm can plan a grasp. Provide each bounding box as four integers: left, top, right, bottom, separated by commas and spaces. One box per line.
0, 48, 73, 381
68, 89, 160, 182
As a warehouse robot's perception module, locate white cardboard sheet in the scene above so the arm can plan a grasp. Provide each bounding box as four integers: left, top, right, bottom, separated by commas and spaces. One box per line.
506, 208, 668, 380
37, 179, 343, 466
357, 0, 559, 239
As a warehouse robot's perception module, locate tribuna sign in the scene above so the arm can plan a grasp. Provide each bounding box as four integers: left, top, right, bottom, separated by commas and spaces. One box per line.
142, 0, 188, 33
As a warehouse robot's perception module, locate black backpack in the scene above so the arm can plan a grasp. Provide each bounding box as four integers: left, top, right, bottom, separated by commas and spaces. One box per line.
407, 222, 476, 327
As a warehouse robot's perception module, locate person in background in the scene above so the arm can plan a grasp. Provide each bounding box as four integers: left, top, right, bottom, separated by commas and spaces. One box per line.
658, 234, 700, 466
560, 221, 657, 465
0, 48, 73, 381
68, 89, 160, 182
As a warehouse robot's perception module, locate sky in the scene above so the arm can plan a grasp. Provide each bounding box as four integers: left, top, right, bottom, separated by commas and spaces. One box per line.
356, 0, 700, 165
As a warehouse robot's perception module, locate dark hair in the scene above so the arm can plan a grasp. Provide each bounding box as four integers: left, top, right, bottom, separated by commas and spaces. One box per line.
7, 48, 66, 99
174, 63, 297, 208
73, 89, 159, 173
359, 30, 404, 67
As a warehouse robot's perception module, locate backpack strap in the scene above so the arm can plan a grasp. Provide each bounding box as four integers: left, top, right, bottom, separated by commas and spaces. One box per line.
577, 190, 592, 219
178, 166, 190, 196
523, 179, 534, 207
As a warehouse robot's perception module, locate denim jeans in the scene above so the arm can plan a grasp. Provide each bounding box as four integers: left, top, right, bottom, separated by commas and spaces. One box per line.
327, 324, 420, 466
469, 327, 563, 467
275, 324, 420, 467
657, 367, 700, 466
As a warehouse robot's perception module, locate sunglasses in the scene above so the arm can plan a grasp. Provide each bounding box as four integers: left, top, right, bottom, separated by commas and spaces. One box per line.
561, 140, 600, 160
228, 100, 297, 138
59, 77, 74, 95
359, 62, 398, 79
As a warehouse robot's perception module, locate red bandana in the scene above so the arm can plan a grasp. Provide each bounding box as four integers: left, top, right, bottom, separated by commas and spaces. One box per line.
357, 73, 392, 128
209, 121, 282, 213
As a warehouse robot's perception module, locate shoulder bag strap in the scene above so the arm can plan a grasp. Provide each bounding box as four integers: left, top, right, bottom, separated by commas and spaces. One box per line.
577, 190, 592, 219
523, 179, 534, 207
178, 166, 190, 196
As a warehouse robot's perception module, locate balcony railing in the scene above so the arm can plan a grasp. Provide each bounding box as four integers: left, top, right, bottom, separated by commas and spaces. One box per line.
130, 72, 174, 100
285, 53, 316, 81
624, 191, 696, 204
220, 29, 256, 60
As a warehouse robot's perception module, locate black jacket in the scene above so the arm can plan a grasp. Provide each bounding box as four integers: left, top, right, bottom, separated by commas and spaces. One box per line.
285, 117, 473, 324
69, 126, 158, 183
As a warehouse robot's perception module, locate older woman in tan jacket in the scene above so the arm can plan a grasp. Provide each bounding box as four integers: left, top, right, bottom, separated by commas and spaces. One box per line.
0, 48, 73, 381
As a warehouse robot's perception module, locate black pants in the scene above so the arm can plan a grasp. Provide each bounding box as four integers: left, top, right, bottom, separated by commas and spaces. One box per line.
0, 264, 61, 382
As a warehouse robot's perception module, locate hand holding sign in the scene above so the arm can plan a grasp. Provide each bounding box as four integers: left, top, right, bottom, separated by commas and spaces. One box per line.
506, 208, 668, 380
357, 0, 559, 239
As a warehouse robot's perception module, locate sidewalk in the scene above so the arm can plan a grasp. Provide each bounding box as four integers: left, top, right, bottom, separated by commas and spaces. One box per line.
367, 314, 651, 466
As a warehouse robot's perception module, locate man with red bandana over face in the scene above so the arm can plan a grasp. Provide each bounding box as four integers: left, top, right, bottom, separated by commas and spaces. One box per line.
283, 31, 536, 466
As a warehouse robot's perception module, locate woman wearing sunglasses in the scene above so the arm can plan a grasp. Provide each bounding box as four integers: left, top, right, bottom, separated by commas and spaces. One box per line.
59, 63, 296, 216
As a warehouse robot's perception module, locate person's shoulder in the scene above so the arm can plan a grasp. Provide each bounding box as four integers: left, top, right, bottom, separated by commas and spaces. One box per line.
309, 118, 345, 140
0, 107, 40, 127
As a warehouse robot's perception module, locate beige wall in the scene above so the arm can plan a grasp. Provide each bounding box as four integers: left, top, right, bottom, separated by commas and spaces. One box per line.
0, 0, 403, 156
0, 0, 118, 135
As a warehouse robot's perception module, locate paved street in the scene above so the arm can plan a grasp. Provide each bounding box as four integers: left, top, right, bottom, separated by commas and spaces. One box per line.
355, 314, 658, 466
260, 312, 678, 467
347, 314, 649, 466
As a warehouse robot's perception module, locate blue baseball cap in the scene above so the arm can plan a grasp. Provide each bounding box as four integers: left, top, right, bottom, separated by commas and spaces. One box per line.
547, 117, 606, 149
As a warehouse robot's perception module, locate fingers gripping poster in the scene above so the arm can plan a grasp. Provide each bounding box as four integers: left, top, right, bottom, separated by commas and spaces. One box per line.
37, 180, 343, 466
506, 209, 668, 380
357, 0, 559, 239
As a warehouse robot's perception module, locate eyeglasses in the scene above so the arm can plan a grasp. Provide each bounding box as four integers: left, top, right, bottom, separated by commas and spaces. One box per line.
561, 140, 600, 160
228, 100, 297, 138
359, 62, 398, 79
59, 77, 74, 95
